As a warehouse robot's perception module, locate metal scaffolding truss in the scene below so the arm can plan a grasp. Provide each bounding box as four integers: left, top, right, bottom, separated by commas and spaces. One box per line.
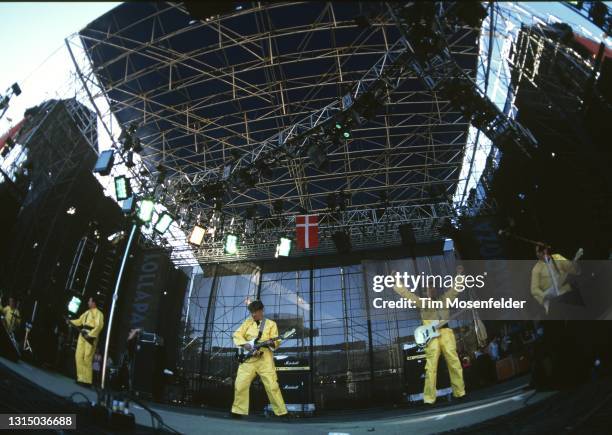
70, 1, 558, 264
162, 198, 496, 264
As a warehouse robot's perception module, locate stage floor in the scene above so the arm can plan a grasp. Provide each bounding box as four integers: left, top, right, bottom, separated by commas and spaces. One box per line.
0, 357, 554, 434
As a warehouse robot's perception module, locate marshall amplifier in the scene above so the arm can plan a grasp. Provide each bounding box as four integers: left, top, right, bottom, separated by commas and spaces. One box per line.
265, 355, 315, 416
402, 342, 451, 402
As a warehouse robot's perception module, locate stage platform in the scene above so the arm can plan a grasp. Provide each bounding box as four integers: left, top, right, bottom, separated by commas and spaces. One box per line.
0, 356, 558, 434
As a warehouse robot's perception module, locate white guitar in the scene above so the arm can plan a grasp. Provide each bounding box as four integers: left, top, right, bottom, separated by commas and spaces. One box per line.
413, 308, 469, 348
542, 248, 583, 314
414, 319, 450, 347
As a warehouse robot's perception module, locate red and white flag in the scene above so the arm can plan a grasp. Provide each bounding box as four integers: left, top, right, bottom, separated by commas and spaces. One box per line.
296, 214, 319, 249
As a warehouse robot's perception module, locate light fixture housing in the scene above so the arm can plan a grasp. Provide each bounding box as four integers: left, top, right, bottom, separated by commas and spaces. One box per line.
275, 237, 292, 257
114, 175, 132, 201
93, 149, 115, 176
154, 211, 174, 234
189, 225, 206, 246
137, 198, 155, 223
224, 234, 238, 254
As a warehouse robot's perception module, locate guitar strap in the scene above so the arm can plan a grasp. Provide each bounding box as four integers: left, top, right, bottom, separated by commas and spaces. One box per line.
255, 318, 266, 344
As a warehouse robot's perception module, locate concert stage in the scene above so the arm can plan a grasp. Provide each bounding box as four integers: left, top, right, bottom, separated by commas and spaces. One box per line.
0, 356, 557, 434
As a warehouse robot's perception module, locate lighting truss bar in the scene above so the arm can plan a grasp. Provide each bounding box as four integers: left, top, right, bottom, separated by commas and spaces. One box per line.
169, 199, 496, 264
388, 1, 538, 158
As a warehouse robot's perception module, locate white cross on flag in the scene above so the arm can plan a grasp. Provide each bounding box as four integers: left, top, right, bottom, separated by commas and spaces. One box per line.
296, 214, 319, 250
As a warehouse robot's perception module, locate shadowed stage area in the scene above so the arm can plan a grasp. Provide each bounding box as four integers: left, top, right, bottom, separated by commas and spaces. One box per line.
8, 355, 610, 435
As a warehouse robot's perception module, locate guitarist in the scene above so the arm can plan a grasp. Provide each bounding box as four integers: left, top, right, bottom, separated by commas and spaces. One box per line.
66, 296, 104, 387
392, 266, 466, 405
531, 244, 582, 317
230, 300, 288, 419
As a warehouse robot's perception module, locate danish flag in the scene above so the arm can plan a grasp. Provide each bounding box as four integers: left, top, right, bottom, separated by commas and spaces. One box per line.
296, 214, 319, 250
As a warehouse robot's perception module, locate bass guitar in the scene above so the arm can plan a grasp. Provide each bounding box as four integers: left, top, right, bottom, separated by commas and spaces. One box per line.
235, 328, 296, 363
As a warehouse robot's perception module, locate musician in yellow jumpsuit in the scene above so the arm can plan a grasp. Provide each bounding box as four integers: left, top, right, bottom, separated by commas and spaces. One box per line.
393, 266, 466, 404
231, 300, 288, 418
2, 297, 21, 334
531, 244, 579, 313
69, 297, 104, 385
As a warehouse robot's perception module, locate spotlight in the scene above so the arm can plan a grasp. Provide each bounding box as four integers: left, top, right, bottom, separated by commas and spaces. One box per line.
93, 150, 115, 176
224, 234, 238, 254
273, 199, 284, 215
11, 83, 21, 96
154, 211, 174, 234
67, 296, 81, 315
137, 199, 155, 223
114, 175, 132, 201
399, 223, 416, 247
125, 150, 135, 168
332, 231, 352, 254
334, 120, 351, 139
326, 193, 337, 211
275, 237, 292, 258
121, 196, 136, 214
189, 225, 206, 246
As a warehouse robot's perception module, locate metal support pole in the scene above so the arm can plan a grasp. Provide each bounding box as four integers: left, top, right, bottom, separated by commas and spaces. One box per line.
101, 222, 138, 389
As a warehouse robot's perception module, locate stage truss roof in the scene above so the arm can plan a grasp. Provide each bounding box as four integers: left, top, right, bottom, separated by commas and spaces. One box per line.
76, 1, 488, 263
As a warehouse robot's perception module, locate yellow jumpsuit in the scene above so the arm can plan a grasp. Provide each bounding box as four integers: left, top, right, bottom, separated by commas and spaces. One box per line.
70, 308, 104, 384
231, 318, 288, 416
530, 254, 576, 307
394, 283, 466, 404
2, 305, 20, 334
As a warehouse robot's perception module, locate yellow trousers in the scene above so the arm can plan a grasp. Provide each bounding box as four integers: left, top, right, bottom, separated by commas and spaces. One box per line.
75, 335, 97, 384
424, 328, 466, 403
231, 351, 287, 416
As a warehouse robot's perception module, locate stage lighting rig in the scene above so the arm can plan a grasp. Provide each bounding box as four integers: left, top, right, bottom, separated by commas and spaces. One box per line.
93, 149, 115, 176
189, 225, 206, 246
224, 233, 238, 255
153, 211, 174, 235
275, 237, 292, 258
114, 175, 132, 201
0, 82, 22, 120
137, 198, 155, 223
307, 142, 329, 170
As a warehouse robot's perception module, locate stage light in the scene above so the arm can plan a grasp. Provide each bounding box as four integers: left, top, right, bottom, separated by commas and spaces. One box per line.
189, 225, 206, 246
67, 296, 81, 315
11, 83, 21, 96
121, 196, 136, 214
114, 175, 132, 201
273, 199, 284, 215
334, 120, 351, 139
225, 233, 238, 254
93, 149, 115, 176
275, 237, 292, 258
332, 231, 352, 254
66, 206, 76, 215
399, 223, 416, 247
137, 199, 155, 223
154, 211, 174, 234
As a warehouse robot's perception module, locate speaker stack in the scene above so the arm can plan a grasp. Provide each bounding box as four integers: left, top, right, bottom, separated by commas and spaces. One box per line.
131, 333, 165, 400
402, 341, 451, 402
264, 355, 315, 416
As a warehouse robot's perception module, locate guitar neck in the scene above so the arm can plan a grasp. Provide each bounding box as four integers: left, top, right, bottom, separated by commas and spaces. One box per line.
254, 336, 281, 349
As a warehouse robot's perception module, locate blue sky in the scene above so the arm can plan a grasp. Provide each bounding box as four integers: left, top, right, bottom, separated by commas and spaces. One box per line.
0, 2, 120, 129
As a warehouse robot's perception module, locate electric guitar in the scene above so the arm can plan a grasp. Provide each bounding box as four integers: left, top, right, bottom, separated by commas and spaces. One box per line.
542, 248, 583, 313
235, 328, 296, 363
413, 307, 469, 348
65, 317, 96, 345
414, 319, 451, 348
